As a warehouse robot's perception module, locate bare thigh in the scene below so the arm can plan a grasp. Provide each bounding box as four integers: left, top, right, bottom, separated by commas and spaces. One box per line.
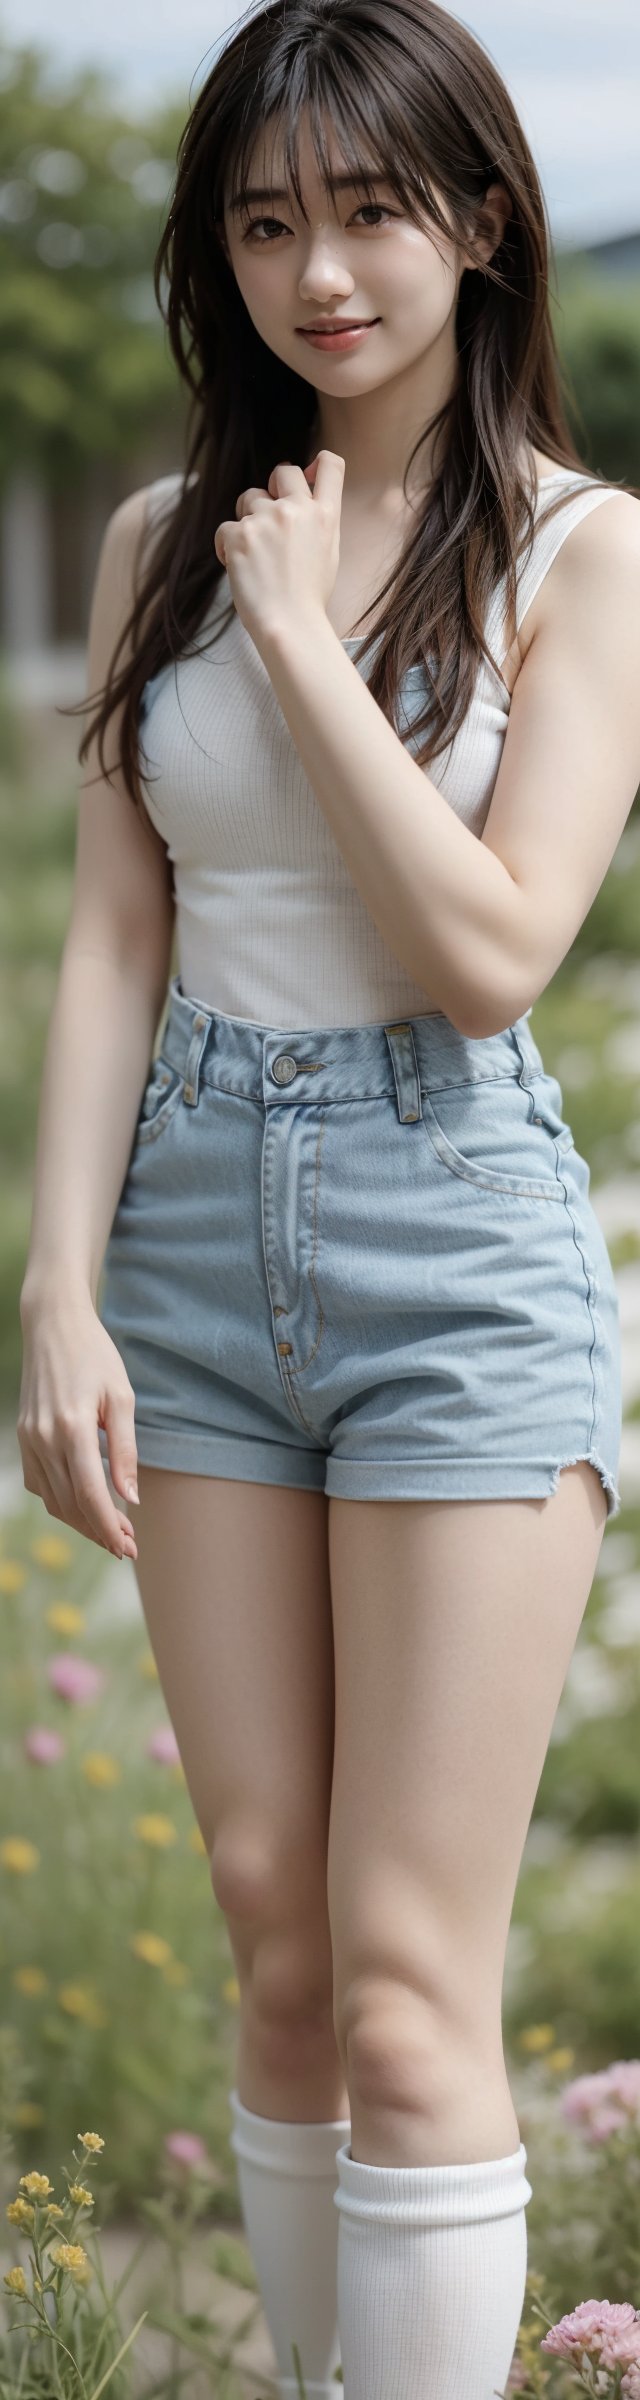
130, 1470, 343, 2096
326, 1461, 607, 2159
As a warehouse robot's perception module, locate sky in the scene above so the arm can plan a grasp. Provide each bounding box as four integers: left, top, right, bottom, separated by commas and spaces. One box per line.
1, 0, 638, 250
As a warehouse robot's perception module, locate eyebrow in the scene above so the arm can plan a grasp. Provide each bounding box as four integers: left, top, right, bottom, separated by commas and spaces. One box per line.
228, 171, 386, 216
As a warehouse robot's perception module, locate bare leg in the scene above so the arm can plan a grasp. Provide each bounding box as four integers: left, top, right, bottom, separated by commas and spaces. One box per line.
131, 1467, 349, 2120
326, 1461, 607, 2398
327, 1460, 607, 2164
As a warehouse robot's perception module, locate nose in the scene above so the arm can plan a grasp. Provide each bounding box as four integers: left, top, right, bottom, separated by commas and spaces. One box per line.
297, 228, 355, 305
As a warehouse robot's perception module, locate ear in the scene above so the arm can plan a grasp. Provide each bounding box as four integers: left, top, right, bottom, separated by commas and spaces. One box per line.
465, 180, 512, 274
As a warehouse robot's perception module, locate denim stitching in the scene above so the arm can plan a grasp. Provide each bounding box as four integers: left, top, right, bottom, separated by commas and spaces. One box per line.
420, 1100, 566, 1200
556, 1174, 600, 1458
136, 1073, 183, 1146
286, 1112, 328, 1382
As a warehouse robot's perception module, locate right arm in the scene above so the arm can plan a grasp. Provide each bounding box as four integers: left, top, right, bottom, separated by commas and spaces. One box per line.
17, 486, 176, 1558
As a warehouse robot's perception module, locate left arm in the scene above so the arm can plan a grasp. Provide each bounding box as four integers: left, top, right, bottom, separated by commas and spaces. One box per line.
260, 494, 640, 1038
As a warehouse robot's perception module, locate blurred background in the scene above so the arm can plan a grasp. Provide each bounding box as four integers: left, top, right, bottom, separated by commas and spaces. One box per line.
1, 0, 640, 2378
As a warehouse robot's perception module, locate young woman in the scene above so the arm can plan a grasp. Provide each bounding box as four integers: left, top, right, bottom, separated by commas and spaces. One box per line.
18, 0, 640, 2393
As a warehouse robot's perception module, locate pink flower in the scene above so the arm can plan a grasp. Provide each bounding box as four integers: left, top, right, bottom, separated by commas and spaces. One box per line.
589, 2105, 629, 2142
146, 1725, 181, 1767
47, 1654, 105, 1705
561, 2061, 640, 2140
542, 2301, 640, 2367
622, 2367, 640, 2397
23, 1725, 66, 1764
164, 2131, 209, 2170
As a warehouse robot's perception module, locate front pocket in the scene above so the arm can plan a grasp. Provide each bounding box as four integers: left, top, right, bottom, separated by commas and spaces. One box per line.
420, 1073, 574, 1200
135, 1054, 184, 1147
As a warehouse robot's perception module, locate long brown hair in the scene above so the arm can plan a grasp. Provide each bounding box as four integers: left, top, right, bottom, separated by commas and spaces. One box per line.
71, 0, 630, 816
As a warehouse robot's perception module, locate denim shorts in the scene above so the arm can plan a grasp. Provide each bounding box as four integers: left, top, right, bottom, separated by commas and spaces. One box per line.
97, 973, 622, 1518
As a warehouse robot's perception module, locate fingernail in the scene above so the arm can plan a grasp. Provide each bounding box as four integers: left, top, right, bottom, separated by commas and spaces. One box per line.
125, 1482, 139, 1505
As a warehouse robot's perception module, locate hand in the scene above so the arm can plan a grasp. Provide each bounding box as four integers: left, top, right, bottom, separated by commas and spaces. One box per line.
17, 1291, 140, 1560
213, 449, 345, 648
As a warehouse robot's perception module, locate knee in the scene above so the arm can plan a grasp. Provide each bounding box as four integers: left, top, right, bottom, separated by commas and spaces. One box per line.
336, 1974, 471, 2117
210, 1824, 335, 2060
209, 1821, 281, 1923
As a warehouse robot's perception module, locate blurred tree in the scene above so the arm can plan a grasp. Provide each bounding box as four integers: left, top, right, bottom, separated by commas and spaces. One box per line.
0, 41, 187, 487
555, 260, 640, 490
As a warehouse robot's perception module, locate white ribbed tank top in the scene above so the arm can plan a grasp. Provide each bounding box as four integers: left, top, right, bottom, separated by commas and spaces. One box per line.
137, 466, 624, 1027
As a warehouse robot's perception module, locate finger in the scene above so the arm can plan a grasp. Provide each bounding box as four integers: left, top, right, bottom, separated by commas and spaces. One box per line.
266, 461, 312, 498
44, 1419, 136, 1553
309, 448, 345, 501
214, 520, 239, 564
235, 487, 271, 517
66, 1425, 137, 1554
26, 1445, 127, 1554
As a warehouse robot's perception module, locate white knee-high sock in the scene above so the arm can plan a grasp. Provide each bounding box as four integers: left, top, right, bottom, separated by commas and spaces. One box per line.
334, 2138, 532, 2400
229, 2088, 351, 2399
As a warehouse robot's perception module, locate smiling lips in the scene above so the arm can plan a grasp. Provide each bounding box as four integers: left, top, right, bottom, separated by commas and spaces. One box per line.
297, 317, 380, 348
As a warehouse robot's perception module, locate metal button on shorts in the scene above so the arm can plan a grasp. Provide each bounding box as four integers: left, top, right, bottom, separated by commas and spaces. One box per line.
271, 1055, 298, 1085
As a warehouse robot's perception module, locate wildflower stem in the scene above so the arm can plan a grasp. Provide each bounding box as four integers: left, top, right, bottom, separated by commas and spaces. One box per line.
87, 2309, 149, 2400
291, 2338, 307, 2396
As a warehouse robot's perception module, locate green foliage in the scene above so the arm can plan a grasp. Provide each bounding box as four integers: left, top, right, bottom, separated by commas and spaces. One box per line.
0, 42, 186, 481
555, 263, 640, 491
0, 1517, 238, 2211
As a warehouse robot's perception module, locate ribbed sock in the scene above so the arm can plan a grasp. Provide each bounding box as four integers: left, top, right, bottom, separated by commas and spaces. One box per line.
334, 2137, 532, 2399
228, 2087, 351, 2399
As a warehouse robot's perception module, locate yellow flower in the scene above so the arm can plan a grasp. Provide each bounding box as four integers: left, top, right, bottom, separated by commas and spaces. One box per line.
45, 1601, 86, 1636
222, 1977, 240, 2007
130, 1930, 173, 1967
1, 1838, 40, 1874
6, 2199, 35, 2228
49, 2240, 91, 2284
137, 1649, 159, 1679
188, 1823, 208, 1854
44, 2204, 65, 2221
133, 1813, 178, 1847
548, 2046, 575, 2072
57, 1982, 109, 2028
30, 1535, 72, 1571
13, 1966, 48, 1996
78, 2132, 104, 2153
0, 1560, 27, 1596
162, 1958, 191, 1986
518, 2024, 556, 2052
68, 2185, 94, 2209
81, 1751, 121, 1787
20, 2172, 54, 2199
4, 2265, 28, 2296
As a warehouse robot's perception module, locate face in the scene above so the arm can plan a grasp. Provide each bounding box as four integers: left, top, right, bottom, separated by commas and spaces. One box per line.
220, 109, 510, 407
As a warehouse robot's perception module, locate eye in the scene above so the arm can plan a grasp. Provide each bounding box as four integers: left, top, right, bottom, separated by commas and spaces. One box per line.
241, 201, 399, 243
351, 204, 397, 228
241, 216, 290, 242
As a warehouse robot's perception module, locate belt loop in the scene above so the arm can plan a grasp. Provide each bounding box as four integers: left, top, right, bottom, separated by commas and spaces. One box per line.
183, 1006, 212, 1109
383, 1021, 422, 1124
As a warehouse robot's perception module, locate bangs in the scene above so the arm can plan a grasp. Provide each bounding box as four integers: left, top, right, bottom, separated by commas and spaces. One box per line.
223, 39, 453, 241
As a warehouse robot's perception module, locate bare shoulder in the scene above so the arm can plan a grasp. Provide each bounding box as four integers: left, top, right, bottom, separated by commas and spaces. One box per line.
519, 487, 640, 665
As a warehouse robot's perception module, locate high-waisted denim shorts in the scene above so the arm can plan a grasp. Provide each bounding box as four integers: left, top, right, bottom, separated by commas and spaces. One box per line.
97, 973, 622, 1518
